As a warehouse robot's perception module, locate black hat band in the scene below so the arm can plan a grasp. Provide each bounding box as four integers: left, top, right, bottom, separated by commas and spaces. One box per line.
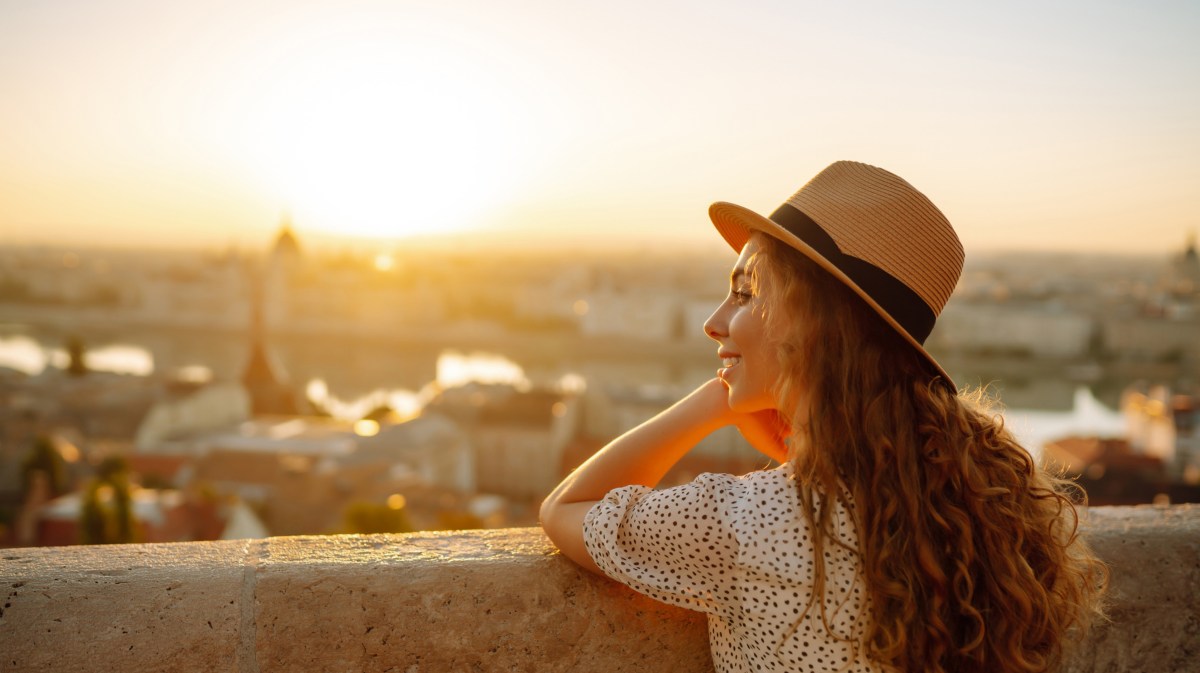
769, 203, 937, 344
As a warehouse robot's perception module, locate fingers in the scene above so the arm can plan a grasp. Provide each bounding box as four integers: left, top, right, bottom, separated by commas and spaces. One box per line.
694, 379, 790, 460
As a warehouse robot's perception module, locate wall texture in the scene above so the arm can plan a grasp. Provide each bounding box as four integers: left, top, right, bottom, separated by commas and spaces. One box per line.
1, 505, 1196, 673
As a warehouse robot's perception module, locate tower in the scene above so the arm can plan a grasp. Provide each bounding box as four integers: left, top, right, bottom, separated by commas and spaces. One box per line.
240, 226, 301, 416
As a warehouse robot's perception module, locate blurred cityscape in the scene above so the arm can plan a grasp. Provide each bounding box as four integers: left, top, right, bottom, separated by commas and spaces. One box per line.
2, 221, 1199, 547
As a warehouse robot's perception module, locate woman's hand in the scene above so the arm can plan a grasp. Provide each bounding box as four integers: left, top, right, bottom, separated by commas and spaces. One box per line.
539, 378, 790, 573
698, 378, 791, 464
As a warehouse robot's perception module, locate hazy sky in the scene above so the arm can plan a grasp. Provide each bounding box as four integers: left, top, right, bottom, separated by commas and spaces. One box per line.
2, 0, 1197, 253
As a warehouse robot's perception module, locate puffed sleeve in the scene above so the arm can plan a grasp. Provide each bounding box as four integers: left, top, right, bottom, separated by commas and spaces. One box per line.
582, 472, 743, 614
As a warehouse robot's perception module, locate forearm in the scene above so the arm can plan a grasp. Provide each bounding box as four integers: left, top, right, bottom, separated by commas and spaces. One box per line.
539, 378, 791, 572
544, 379, 727, 508
539, 380, 730, 572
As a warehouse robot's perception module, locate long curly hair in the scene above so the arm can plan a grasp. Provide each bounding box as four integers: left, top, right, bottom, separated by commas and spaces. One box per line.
748, 232, 1107, 673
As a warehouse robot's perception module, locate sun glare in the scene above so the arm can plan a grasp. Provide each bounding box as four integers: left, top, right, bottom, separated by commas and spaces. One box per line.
228, 32, 540, 242
373, 254, 395, 272
436, 351, 528, 389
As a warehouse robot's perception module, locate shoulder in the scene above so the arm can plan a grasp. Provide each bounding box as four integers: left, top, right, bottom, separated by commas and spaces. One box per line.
725, 463, 798, 508
660, 465, 795, 514
584, 466, 790, 535
727, 465, 861, 548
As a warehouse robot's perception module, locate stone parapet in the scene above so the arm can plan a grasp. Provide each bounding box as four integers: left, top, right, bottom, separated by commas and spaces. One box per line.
1, 505, 1196, 672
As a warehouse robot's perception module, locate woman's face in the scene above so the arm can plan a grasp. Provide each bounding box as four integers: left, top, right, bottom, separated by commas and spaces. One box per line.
703, 238, 783, 412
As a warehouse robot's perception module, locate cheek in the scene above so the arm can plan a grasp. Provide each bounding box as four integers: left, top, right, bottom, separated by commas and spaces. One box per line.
730, 309, 768, 349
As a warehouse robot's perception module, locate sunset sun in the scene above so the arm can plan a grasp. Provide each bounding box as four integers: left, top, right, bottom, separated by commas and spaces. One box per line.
228, 33, 540, 242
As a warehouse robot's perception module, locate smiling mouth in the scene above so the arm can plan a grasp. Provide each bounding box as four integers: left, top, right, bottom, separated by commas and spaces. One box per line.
718, 355, 742, 381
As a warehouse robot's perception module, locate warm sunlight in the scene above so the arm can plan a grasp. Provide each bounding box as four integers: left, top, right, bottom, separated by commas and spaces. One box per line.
373, 253, 395, 272
224, 21, 545, 242
1, 1, 1197, 252
436, 351, 528, 389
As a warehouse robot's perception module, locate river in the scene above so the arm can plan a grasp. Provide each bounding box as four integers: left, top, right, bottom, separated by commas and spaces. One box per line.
0, 322, 1151, 451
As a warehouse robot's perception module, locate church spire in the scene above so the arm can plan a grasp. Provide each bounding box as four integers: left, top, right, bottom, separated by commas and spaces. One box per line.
272, 211, 302, 259
240, 258, 300, 415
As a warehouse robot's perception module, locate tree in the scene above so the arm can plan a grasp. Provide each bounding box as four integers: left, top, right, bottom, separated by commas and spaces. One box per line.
437, 510, 485, 531
66, 336, 88, 377
79, 484, 109, 544
21, 435, 65, 499
341, 499, 413, 535
78, 457, 136, 544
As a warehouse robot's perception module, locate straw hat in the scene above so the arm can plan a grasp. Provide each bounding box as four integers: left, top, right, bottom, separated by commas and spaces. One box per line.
709, 160, 963, 384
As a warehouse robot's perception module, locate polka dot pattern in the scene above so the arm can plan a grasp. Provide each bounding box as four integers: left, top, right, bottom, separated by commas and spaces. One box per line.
584, 465, 881, 673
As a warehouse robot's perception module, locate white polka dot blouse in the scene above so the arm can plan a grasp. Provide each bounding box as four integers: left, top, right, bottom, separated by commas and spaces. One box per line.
584, 464, 881, 673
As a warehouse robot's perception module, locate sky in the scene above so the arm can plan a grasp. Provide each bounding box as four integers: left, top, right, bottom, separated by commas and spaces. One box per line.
1, 0, 1197, 254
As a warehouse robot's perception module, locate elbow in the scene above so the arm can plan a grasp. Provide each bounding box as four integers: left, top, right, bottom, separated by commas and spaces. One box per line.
538, 493, 556, 530
538, 496, 566, 554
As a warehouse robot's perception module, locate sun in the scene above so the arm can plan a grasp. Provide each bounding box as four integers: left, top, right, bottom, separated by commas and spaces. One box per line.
231, 36, 537, 241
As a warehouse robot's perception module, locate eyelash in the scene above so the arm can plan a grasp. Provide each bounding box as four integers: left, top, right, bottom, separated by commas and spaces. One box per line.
732, 289, 753, 304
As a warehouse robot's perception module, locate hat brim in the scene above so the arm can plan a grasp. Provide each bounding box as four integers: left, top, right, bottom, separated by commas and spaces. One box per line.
709, 201, 955, 387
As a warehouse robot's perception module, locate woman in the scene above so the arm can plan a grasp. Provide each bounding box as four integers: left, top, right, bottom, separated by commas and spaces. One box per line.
540, 161, 1105, 673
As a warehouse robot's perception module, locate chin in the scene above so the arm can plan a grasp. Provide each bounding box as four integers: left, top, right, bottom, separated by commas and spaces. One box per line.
726, 388, 773, 414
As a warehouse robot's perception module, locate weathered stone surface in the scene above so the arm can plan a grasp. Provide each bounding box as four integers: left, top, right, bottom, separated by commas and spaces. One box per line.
0, 539, 249, 673
0, 507, 1196, 673
1065, 505, 1200, 673
253, 529, 711, 673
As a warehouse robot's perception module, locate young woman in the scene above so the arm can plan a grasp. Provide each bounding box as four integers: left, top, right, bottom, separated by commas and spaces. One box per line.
540, 161, 1106, 673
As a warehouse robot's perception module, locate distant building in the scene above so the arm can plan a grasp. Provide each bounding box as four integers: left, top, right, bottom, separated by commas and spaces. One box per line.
241, 269, 301, 415
134, 250, 248, 329
34, 488, 228, 547
930, 302, 1095, 358
1037, 383, 1200, 506
271, 215, 303, 260
266, 214, 303, 329
1166, 231, 1199, 297
425, 383, 580, 501
153, 414, 478, 535
1000, 386, 1126, 460
1101, 315, 1200, 362
577, 288, 685, 342
1123, 385, 1200, 483
1041, 436, 1174, 506
354, 414, 474, 493
1104, 235, 1200, 362
135, 380, 249, 450
683, 299, 723, 342
590, 383, 771, 486
220, 500, 269, 540
0, 367, 249, 466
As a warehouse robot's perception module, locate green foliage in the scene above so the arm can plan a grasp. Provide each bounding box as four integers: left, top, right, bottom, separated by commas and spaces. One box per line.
96, 455, 130, 482
78, 458, 136, 545
111, 479, 134, 543
192, 480, 219, 503
80, 484, 109, 545
20, 435, 65, 498
139, 472, 173, 490
437, 510, 485, 531
341, 500, 414, 535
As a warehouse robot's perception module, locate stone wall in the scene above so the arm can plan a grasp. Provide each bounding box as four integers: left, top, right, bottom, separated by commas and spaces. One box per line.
1, 505, 1196, 673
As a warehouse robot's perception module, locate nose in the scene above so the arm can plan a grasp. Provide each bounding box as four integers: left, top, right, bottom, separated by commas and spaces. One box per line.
703, 301, 728, 342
